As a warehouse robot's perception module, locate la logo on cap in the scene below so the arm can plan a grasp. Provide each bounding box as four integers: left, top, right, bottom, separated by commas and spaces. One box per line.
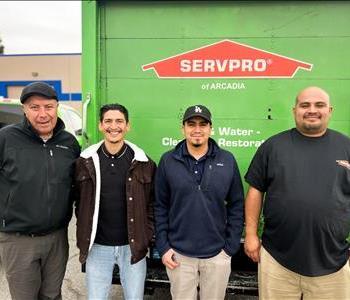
195, 106, 202, 113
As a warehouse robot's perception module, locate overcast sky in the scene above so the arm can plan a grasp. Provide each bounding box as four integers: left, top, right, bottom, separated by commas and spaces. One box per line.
0, 1, 81, 55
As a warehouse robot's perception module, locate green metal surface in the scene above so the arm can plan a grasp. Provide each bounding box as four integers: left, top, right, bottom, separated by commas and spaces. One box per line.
82, 0, 100, 145
82, 0, 350, 185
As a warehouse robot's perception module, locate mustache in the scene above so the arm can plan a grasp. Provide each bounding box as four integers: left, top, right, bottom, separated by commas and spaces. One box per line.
304, 113, 320, 117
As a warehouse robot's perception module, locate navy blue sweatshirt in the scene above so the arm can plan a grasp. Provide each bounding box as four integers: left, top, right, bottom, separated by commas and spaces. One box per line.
155, 139, 244, 258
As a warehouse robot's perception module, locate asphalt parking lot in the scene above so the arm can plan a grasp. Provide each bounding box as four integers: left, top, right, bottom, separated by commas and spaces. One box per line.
0, 218, 258, 300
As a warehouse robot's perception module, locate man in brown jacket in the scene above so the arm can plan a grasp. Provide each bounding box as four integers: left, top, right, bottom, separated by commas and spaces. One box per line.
74, 103, 156, 300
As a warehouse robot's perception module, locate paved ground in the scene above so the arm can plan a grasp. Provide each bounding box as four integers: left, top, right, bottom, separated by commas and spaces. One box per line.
0, 218, 257, 299
0, 219, 124, 300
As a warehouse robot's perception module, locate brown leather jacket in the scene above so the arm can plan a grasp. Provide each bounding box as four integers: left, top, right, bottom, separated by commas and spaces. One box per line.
74, 140, 156, 264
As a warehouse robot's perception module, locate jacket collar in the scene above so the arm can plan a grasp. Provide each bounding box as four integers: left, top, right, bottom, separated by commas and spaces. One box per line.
80, 139, 149, 162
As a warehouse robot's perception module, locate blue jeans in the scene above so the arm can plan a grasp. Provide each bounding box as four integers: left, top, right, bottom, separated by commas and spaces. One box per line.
86, 243, 146, 300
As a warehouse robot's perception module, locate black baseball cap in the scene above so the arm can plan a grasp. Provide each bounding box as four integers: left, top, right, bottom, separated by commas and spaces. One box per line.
20, 82, 58, 104
183, 105, 212, 124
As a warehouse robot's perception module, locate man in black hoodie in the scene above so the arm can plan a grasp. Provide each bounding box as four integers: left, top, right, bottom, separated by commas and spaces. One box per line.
0, 82, 80, 300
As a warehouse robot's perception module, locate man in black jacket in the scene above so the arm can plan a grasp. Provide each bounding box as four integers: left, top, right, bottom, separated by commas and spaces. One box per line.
0, 82, 80, 300
155, 105, 244, 300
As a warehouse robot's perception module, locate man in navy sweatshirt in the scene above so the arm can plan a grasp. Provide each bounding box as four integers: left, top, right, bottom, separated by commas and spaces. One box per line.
155, 104, 244, 300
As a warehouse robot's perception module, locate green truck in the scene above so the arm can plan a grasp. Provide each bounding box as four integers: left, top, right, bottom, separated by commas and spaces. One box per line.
81, 1, 350, 294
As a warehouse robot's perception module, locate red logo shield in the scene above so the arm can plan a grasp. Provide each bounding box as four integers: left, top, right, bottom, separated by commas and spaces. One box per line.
142, 40, 312, 78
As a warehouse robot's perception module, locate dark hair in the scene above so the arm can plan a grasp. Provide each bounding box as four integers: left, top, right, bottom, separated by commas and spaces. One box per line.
99, 103, 129, 122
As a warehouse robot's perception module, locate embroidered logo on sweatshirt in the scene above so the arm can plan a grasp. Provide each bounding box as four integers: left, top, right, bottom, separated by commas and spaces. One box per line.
336, 160, 350, 170
56, 144, 69, 150
216, 163, 224, 167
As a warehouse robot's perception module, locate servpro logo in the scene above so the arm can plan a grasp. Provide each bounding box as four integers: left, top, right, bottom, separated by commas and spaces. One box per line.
142, 39, 312, 78
180, 58, 268, 73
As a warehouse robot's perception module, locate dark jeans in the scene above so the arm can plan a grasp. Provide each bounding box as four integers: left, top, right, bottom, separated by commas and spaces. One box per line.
0, 228, 68, 300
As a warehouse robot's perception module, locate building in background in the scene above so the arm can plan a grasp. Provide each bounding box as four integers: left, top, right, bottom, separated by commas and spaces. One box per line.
0, 53, 81, 111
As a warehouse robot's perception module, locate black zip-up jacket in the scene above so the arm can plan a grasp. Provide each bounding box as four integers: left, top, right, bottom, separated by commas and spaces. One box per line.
0, 117, 80, 234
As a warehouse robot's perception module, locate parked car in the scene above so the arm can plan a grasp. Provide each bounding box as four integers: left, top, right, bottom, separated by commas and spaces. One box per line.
0, 97, 82, 145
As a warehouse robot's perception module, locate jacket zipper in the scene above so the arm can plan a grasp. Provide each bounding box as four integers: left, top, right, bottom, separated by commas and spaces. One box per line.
200, 161, 213, 192
44, 143, 52, 229
2, 191, 12, 228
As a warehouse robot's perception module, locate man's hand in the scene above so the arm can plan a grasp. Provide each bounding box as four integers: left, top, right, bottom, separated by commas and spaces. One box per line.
244, 186, 263, 263
244, 234, 261, 263
162, 249, 180, 270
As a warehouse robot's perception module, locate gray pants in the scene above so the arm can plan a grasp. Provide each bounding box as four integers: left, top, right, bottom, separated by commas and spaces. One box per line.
0, 228, 68, 300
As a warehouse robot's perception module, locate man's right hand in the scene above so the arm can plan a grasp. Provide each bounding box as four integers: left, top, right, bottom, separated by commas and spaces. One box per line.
162, 249, 180, 269
244, 234, 261, 263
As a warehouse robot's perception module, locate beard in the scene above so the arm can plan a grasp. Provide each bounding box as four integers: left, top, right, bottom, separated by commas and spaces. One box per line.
189, 138, 203, 148
300, 122, 326, 135
303, 122, 322, 131
192, 143, 201, 148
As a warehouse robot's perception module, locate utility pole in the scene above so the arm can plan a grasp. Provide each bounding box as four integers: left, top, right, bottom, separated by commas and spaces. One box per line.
0, 37, 4, 54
